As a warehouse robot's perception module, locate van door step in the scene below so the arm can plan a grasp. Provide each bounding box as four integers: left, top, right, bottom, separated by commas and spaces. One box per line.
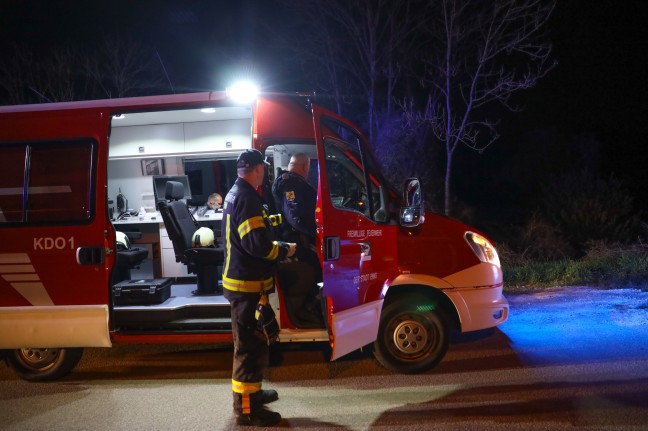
113, 302, 231, 326
116, 317, 232, 333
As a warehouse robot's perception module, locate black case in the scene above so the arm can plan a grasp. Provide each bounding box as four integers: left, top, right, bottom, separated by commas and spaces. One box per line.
113, 278, 172, 305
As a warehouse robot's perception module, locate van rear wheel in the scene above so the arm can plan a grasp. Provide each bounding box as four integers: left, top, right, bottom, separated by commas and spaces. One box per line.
374, 297, 448, 374
5, 347, 83, 382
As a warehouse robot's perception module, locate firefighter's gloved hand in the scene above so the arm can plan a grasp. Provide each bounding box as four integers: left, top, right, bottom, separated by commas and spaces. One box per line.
280, 256, 298, 264
255, 300, 279, 345
276, 241, 297, 260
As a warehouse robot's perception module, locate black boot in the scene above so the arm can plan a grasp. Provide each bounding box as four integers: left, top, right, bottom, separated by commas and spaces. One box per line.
236, 408, 282, 427
259, 389, 279, 404
233, 391, 282, 427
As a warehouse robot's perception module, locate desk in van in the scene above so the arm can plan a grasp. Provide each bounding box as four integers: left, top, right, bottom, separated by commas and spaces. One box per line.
113, 211, 222, 279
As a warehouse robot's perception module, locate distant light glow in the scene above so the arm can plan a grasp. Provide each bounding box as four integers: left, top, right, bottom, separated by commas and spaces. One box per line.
227, 81, 259, 104
200, 108, 216, 113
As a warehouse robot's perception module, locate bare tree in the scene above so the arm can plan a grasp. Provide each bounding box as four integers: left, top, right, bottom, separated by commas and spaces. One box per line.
281, 0, 422, 143
0, 36, 164, 105
282, 0, 350, 117
84, 35, 164, 99
0, 44, 35, 105
39, 47, 80, 102
411, 0, 556, 215
0, 44, 82, 104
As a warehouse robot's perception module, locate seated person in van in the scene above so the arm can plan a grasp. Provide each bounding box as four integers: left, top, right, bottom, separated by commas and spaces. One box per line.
207, 193, 223, 211
194, 193, 223, 217
272, 153, 323, 328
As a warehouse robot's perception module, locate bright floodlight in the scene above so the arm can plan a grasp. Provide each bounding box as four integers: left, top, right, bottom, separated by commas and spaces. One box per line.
227, 81, 259, 104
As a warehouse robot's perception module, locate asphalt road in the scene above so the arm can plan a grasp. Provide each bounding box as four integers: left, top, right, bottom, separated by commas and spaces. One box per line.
1, 286, 647, 431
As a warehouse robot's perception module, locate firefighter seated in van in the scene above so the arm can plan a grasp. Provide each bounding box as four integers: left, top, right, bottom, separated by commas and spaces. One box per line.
272, 153, 324, 328
193, 192, 223, 217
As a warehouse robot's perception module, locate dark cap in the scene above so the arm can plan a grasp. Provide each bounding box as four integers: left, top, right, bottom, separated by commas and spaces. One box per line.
236, 149, 270, 168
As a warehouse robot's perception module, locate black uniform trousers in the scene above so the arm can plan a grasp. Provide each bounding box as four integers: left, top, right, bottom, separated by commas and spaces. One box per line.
224, 289, 269, 415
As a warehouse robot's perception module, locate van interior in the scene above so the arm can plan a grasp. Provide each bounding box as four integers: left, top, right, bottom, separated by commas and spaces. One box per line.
107, 106, 325, 336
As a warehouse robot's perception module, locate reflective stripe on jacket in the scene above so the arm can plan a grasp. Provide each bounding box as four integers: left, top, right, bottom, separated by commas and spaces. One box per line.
272, 170, 317, 238
222, 177, 288, 292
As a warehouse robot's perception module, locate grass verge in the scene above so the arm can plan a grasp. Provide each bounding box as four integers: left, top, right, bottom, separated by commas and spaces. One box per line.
503, 245, 648, 292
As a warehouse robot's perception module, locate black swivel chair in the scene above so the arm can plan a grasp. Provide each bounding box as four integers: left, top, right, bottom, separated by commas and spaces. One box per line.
158, 181, 223, 295
111, 231, 149, 286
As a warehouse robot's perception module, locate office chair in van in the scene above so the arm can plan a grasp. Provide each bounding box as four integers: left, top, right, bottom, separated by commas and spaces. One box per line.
111, 231, 149, 286
158, 181, 223, 295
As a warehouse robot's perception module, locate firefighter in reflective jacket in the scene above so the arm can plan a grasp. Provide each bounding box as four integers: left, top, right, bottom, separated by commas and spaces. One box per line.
272, 152, 324, 328
222, 149, 296, 427
272, 152, 317, 247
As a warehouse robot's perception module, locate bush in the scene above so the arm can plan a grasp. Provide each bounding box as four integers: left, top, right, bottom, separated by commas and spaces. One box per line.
496, 214, 575, 268
540, 170, 643, 255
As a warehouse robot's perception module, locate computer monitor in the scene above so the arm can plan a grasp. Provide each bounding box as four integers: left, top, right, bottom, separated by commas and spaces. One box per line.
152, 175, 192, 209
183, 158, 238, 206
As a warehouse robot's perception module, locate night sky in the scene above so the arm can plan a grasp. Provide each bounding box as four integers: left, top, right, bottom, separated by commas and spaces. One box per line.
1, 0, 646, 212
514, 0, 648, 212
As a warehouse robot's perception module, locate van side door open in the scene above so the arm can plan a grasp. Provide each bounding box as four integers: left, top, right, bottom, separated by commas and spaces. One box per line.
312, 106, 399, 360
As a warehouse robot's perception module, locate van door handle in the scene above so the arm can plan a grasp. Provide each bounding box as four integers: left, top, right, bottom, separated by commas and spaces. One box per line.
360, 242, 371, 261
76, 246, 104, 265
324, 236, 340, 261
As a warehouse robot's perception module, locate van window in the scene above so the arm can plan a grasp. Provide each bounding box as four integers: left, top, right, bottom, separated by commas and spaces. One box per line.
325, 137, 371, 218
0, 139, 94, 224
321, 117, 390, 222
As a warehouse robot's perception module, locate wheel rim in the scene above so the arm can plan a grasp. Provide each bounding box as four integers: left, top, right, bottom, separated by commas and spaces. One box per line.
15, 348, 61, 372
388, 313, 438, 360
393, 319, 428, 354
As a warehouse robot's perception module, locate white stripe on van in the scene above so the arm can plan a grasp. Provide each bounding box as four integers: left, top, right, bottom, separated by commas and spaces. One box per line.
3, 274, 40, 281
10, 282, 54, 306
0, 253, 30, 264
0, 264, 35, 273
0, 253, 53, 306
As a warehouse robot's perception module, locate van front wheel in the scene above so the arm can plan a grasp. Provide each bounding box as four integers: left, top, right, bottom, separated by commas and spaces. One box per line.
374, 297, 448, 374
5, 347, 83, 382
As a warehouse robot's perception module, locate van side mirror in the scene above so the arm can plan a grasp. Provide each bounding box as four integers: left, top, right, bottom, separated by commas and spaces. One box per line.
400, 178, 423, 227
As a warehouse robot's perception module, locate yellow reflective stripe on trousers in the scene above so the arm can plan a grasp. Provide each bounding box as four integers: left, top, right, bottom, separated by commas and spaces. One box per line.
238, 216, 265, 239
232, 379, 262, 394
222, 276, 273, 292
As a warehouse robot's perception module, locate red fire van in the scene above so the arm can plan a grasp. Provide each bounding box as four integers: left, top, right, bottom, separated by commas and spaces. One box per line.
0, 89, 508, 381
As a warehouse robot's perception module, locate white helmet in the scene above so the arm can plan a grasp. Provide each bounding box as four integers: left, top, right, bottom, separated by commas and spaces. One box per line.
115, 231, 131, 250
192, 227, 215, 247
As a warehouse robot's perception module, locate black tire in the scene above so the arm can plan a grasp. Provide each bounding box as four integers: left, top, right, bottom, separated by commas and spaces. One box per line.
5, 347, 83, 382
373, 296, 448, 374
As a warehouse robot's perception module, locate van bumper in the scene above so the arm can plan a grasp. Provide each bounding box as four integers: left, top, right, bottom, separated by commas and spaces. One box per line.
444, 285, 509, 332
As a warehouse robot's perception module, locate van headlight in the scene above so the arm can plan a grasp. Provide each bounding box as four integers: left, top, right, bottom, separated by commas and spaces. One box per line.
465, 232, 500, 267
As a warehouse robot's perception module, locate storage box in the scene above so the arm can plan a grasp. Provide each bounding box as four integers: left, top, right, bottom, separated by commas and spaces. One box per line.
113, 278, 172, 305
141, 192, 156, 213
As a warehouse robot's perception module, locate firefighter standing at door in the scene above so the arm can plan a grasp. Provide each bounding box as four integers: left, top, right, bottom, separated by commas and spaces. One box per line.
222, 149, 296, 427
